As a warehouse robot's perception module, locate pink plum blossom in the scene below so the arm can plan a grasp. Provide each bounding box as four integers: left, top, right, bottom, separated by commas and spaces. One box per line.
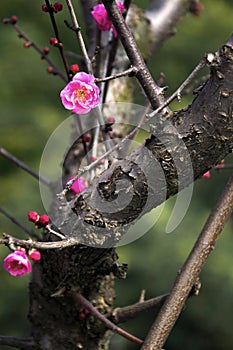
3, 250, 32, 277
60, 72, 100, 114
66, 176, 87, 195
91, 2, 125, 37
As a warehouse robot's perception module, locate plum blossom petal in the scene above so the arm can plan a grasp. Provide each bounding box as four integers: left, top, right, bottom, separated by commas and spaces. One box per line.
60, 72, 100, 115
67, 176, 87, 195
3, 250, 32, 277
91, 2, 125, 37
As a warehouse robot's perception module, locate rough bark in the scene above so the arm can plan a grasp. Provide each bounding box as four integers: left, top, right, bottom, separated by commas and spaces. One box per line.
28, 41, 233, 349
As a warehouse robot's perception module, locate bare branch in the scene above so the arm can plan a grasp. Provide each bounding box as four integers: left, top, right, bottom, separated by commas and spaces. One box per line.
69, 292, 143, 345
0, 146, 51, 186
0, 207, 38, 239
141, 173, 233, 349
0, 336, 35, 350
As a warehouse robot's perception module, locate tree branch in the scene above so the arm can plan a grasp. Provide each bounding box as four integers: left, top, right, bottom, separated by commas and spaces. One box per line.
0, 336, 35, 350
102, 0, 165, 110
141, 172, 233, 349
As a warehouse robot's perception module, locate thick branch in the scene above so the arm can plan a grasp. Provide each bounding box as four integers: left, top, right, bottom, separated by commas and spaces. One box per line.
141, 172, 233, 349
60, 41, 233, 247
102, 0, 165, 110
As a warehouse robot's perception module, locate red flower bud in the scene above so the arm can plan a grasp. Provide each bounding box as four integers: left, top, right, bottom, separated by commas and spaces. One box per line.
70, 64, 79, 73
83, 134, 91, 142
38, 214, 50, 227
2, 18, 10, 24
47, 66, 54, 74
54, 2, 63, 12
28, 211, 40, 223
49, 37, 59, 46
43, 46, 50, 54
42, 4, 49, 12
28, 249, 41, 261
203, 171, 211, 179
10, 16, 18, 24
24, 41, 32, 48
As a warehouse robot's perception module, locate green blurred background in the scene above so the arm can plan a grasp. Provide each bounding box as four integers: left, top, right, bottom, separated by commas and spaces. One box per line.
0, 1, 233, 349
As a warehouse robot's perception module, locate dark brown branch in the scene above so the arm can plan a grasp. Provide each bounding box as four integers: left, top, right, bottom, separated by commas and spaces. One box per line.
0, 336, 35, 350
112, 294, 168, 324
0, 207, 37, 239
69, 292, 143, 345
141, 173, 233, 349
102, 0, 165, 110
0, 146, 51, 186
95, 66, 137, 82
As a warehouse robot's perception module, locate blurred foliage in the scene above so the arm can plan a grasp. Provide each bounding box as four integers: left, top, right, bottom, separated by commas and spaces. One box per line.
0, 1, 233, 350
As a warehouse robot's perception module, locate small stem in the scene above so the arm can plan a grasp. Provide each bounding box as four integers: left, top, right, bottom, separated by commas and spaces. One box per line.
0, 234, 78, 250
45, 0, 70, 80
95, 66, 137, 83
65, 0, 93, 73
113, 294, 168, 324
0, 207, 37, 239
146, 57, 206, 120
12, 23, 67, 82
0, 146, 51, 186
70, 292, 143, 345
0, 336, 35, 350
141, 173, 233, 350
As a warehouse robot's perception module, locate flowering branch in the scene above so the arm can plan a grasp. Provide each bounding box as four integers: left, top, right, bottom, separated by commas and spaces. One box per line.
44, 0, 70, 80
102, 0, 165, 110
2, 17, 67, 82
141, 173, 233, 350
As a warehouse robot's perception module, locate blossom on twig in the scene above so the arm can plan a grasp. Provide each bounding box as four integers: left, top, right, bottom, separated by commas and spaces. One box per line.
3, 250, 32, 277
60, 72, 100, 114
66, 176, 87, 195
91, 2, 125, 37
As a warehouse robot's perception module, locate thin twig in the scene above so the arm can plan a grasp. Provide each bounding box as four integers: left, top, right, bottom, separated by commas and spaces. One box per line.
69, 292, 143, 345
0, 336, 35, 350
65, 0, 93, 73
95, 66, 137, 83
113, 293, 168, 324
141, 173, 233, 350
45, 0, 70, 80
146, 57, 206, 120
0, 146, 51, 186
0, 234, 78, 250
11, 23, 67, 82
0, 207, 38, 239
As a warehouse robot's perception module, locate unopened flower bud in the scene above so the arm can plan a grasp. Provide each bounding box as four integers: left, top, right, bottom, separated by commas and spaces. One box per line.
49, 37, 59, 46
10, 16, 18, 24
24, 41, 32, 48
83, 134, 91, 142
70, 64, 79, 73
54, 2, 63, 12
47, 66, 55, 74
28, 211, 40, 223
2, 18, 10, 24
43, 46, 50, 54
28, 249, 41, 261
38, 214, 50, 227
42, 4, 49, 12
